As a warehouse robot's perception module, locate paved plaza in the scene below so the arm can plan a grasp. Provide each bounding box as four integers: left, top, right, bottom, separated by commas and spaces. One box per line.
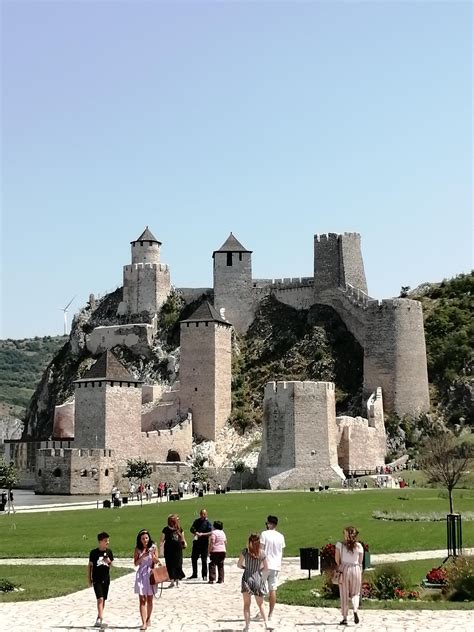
1, 553, 472, 632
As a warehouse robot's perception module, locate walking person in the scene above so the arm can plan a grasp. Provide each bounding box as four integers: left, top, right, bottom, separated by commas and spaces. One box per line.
260, 515, 285, 622
160, 514, 186, 587
188, 508, 212, 580
335, 526, 364, 625
8, 490, 15, 514
238, 533, 270, 631
88, 531, 114, 628
133, 529, 159, 630
208, 520, 227, 584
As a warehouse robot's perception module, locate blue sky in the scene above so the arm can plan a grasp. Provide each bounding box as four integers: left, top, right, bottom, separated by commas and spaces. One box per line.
1, 0, 472, 339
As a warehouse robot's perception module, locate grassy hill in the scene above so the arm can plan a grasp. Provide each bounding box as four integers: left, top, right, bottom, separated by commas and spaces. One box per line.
0, 336, 67, 419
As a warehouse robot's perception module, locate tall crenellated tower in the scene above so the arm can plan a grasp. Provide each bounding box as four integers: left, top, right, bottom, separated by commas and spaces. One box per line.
73, 351, 143, 461
314, 232, 368, 293
213, 233, 253, 333
117, 227, 171, 317
179, 302, 232, 441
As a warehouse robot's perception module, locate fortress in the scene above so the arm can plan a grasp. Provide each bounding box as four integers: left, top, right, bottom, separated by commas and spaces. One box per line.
29, 227, 429, 493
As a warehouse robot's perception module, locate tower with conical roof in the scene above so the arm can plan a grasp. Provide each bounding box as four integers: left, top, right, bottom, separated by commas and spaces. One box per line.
213, 232, 253, 333
117, 227, 171, 318
179, 302, 232, 441
73, 350, 143, 460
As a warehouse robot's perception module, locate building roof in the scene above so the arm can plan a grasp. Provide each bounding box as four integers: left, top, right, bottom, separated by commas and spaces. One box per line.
213, 232, 251, 256
131, 226, 162, 245
75, 350, 142, 383
180, 301, 231, 325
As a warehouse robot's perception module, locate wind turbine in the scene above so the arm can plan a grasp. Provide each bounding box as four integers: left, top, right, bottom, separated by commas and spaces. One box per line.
59, 296, 76, 335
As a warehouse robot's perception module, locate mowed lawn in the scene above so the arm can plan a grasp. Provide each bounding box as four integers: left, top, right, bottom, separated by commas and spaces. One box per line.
0, 489, 473, 559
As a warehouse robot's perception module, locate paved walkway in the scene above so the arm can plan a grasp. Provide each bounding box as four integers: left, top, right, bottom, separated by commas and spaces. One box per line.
0, 552, 472, 631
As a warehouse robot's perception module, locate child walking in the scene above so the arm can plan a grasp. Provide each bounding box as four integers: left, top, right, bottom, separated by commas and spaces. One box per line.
88, 531, 114, 628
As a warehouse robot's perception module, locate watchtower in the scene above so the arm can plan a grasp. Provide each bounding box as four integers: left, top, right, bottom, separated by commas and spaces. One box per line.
314, 232, 368, 293
117, 227, 171, 317
213, 233, 253, 333
179, 302, 232, 441
73, 350, 143, 461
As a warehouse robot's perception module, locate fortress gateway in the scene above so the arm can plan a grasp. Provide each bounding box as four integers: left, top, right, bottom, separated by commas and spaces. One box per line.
32, 228, 429, 493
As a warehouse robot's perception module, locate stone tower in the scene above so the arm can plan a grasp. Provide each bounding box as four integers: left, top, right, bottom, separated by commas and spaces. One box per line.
364, 299, 430, 415
117, 227, 171, 317
257, 381, 343, 489
73, 350, 143, 461
213, 233, 253, 333
179, 302, 232, 441
314, 232, 368, 293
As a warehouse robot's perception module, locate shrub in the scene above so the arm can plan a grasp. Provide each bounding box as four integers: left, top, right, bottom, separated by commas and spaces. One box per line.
321, 570, 339, 599
371, 563, 409, 600
0, 578, 18, 593
444, 556, 474, 601
426, 567, 447, 585
320, 543, 336, 563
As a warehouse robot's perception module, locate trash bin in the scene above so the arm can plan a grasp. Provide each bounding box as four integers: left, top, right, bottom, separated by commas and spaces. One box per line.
170, 492, 180, 501
215, 489, 221, 494
221, 489, 226, 494
113, 499, 122, 508
309, 487, 315, 492
179, 490, 184, 498
226, 486, 231, 492
300, 547, 319, 579
103, 500, 111, 509
122, 496, 128, 505
198, 490, 204, 497
0, 503, 5, 512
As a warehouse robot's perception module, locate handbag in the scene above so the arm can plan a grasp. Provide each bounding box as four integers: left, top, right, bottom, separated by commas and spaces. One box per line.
150, 563, 169, 585
332, 569, 342, 585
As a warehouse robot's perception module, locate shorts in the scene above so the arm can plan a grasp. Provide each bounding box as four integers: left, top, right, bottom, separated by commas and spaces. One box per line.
266, 569, 280, 591
93, 581, 110, 600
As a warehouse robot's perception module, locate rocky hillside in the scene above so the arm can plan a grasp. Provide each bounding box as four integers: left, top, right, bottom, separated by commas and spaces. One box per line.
6, 271, 474, 444
0, 336, 67, 423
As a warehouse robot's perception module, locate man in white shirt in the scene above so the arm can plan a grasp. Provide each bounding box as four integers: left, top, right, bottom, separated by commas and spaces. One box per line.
260, 515, 286, 621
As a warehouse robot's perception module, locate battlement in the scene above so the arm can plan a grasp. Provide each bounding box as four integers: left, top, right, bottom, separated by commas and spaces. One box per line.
266, 380, 335, 395
124, 263, 169, 272
366, 298, 424, 313
315, 232, 361, 243
38, 447, 113, 457
253, 277, 314, 289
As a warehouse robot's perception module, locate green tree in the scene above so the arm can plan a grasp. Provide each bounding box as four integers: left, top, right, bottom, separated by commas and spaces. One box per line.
123, 458, 152, 506
233, 459, 248, 492
191, 456, 208, 483
419, 434, 473, 514
0, 458, 18, 514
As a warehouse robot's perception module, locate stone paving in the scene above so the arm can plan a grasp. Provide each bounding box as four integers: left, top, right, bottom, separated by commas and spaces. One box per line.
0, 553, 472, 632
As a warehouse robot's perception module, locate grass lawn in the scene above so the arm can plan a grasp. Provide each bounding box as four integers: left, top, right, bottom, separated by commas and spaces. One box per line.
0, 565, 133, 602
279, 558, 473, 610
0, 488, 472, 559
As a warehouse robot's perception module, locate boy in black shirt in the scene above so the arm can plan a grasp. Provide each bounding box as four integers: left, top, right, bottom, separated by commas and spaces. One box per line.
88, 531, 114, 627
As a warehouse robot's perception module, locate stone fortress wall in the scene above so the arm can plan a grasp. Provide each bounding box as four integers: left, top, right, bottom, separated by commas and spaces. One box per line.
258, 381, 386, 490
214, 231, 430, 417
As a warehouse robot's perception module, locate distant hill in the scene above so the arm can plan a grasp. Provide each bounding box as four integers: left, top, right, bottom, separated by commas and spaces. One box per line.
0, 336, 68, 419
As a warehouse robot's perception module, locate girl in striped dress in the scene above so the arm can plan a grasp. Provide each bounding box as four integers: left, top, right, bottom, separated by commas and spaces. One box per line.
335, 526, 364, 625
237, 533, 270, 631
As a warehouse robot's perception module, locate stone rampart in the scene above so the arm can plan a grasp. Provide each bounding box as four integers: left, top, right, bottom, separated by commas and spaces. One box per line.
140, 416, 193, 463
36, 448, 115, 494
257, 381, 343, 489
86, 324, 155, 356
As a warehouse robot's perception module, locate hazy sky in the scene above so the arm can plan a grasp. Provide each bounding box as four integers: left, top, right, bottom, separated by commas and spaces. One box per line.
1, 0, 472, 339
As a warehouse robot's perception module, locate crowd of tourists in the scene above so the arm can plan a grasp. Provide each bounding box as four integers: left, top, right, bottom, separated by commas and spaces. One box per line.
88, 513, 363, 631
120, 479, 217, 503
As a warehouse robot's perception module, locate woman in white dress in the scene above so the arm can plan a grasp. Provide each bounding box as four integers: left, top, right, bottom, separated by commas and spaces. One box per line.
335, 526, 364, 625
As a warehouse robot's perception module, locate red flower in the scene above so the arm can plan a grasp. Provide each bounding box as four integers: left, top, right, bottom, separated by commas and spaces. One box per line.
320, 543, 336, 560
426, 567, 447, 585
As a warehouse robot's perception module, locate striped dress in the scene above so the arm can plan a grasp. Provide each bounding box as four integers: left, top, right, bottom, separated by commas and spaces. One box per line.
240, 548, 267, 596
